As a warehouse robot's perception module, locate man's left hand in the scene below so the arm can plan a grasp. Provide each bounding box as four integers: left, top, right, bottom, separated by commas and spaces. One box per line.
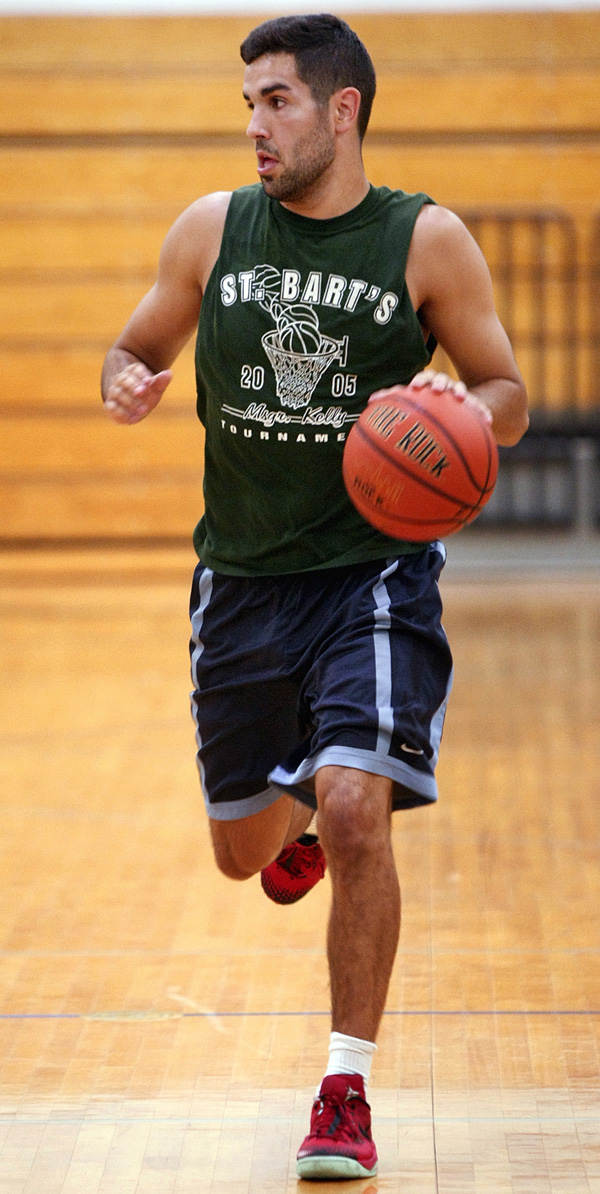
369, 371, 493, 428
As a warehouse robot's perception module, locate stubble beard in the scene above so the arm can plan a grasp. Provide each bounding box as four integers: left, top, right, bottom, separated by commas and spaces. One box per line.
259, 121, 336, 204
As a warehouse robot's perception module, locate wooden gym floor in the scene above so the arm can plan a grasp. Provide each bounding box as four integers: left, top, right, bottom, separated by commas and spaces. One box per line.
0, 545, 598, 1193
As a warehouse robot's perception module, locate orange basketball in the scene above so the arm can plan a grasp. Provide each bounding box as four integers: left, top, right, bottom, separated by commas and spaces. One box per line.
343, 385, 498, 541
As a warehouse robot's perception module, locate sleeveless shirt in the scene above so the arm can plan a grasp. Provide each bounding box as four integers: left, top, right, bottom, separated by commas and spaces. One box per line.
194, 183, 436, 575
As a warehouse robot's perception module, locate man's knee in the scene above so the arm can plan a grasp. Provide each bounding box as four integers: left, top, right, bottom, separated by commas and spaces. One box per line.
210, 821, 261, 880
208, 795, 294, 879
316, 766, 392, 862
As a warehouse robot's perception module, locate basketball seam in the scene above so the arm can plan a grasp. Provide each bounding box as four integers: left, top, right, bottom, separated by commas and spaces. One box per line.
482, 414, 494, 494
372, 509, 472, 526
391, 393, 496, 497
351, 420, 480, 512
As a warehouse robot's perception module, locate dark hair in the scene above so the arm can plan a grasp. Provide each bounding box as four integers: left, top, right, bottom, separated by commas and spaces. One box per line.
240, 14, 376, 141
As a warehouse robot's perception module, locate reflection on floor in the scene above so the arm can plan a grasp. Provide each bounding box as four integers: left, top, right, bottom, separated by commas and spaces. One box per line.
0, 546, 598, 1191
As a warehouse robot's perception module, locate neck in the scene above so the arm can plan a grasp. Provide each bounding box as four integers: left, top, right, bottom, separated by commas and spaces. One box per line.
280, 162, 370, 221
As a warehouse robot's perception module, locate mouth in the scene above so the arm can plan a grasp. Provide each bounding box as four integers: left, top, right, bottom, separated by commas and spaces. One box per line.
256, 150, 280, 176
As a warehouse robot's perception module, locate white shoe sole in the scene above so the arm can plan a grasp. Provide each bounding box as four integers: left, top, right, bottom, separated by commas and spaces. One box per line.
296, 1153, 378, 1179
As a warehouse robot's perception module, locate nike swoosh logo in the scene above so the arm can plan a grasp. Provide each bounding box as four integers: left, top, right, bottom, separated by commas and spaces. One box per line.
400, 743, 424, 755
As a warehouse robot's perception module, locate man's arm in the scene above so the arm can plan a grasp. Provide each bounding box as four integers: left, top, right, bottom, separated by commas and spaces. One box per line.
101, 192, 230, 424
405, 205, 529, 446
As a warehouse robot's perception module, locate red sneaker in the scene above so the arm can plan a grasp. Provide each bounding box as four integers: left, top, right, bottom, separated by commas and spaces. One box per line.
296, 1074, 378, 1180
260, 837, 326, 904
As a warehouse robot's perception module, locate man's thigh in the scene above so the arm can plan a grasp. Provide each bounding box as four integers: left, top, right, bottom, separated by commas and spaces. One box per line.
270, 548, 453, 810
209, 790, 299, 878
189, 564, 307, 821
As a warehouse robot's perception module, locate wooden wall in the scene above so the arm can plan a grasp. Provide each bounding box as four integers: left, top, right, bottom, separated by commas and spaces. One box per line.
1, 12, 599, 541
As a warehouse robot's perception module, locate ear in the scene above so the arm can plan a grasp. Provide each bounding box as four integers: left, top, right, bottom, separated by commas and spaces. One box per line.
332, 86, 361, 135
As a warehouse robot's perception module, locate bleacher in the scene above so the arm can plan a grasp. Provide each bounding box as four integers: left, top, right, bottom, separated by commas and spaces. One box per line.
433, 209, 600, 530
1, 12, 598, 540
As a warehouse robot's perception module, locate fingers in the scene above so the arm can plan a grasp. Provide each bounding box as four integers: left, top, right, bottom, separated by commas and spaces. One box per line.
409, 370, 468, 398
104, 363, 153, 424
368, 372, 493, 427
368, 373, 466, 406
411, 371, 493, 424
104, 364, 172, 424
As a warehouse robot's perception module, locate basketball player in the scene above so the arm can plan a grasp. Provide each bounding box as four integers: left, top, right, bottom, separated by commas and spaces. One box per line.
101, 14, 528, 1180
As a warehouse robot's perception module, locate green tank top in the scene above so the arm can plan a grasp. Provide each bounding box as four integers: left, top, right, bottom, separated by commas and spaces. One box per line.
194, 183, 436, 575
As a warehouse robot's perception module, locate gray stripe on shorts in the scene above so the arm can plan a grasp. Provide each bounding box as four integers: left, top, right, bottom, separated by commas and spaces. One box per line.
189, 568, 214, 807
270, 746, 437, 802
205, 784, 284, 822
430, 665, 454, 768
371, 558, 400, 755
432, 538, 447, 565
429, 540, 451, 768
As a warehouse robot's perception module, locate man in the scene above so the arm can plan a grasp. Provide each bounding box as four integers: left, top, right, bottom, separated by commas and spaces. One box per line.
102, 14, 528, 1180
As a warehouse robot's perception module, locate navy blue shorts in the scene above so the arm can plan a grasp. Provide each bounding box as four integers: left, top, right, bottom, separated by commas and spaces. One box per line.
189, 547, 453, 821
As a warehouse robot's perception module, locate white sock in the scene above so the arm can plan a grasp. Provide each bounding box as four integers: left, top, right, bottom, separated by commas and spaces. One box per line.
324, 1031, 377, 1089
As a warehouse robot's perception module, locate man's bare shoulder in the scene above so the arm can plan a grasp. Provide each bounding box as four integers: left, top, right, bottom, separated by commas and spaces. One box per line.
170, 191, 232, 242
159, 192, 232, 289
407, 203, 486, 308
412, 203, 473, 255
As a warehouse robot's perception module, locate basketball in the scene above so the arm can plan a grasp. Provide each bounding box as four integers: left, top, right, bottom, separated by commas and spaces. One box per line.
285, 302, 320, 329
253, 263, 281, 306
342, 385, 498, 540
277, 317, 322, 355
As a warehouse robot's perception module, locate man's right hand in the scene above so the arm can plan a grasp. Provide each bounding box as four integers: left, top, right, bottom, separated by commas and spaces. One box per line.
103, 362, 173, 424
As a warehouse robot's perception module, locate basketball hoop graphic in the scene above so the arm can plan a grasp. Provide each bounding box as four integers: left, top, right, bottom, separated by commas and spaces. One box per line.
262, 329, 349, 409
252, 263, 350, 410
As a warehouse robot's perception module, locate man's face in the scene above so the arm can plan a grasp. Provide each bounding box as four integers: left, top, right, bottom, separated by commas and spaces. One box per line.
243, 53, 336, 204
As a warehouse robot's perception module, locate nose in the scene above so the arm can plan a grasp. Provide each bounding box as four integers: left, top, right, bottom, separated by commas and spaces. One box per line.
246, 106, 269, 141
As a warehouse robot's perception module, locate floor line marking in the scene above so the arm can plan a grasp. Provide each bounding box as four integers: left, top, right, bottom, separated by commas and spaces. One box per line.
0, 946, 599, 958
0, 1114, 598, 1128
1, 1009, 599, 1020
